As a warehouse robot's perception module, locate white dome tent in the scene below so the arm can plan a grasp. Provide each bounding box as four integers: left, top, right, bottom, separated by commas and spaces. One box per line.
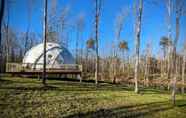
22, 42, 75, 70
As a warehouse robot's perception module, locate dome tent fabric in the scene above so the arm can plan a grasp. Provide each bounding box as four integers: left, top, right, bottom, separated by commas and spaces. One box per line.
22, 42, 75, 69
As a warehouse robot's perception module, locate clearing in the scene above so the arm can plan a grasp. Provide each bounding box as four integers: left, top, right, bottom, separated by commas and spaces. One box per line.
0, 77, 186, 118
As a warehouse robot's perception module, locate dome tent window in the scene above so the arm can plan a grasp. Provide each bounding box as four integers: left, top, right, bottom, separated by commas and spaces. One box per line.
48, 54, 52, 58
48, 44, 53, 47
56, 54, 64, 64
22, 42, 75, 69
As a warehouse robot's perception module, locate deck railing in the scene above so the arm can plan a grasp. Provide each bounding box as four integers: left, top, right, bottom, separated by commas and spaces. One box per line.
6, 63, 23, 72
6, 63, 82, 72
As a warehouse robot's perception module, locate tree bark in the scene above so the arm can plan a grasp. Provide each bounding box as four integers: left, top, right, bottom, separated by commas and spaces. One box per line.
134, 0, 143, 93
144, 54, 149, 87
5, 3, 10, 64
95, 0, 101, 85
0, 0, 5, 75
167, 0, 172, 89
182, 52, 186, 93
172, 10, 180, 105
42, 0, 48, 85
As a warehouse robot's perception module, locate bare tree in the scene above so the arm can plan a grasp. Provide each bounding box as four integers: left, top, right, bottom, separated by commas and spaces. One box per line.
115, 7, 129, 42
24, 0, 33, 54
134, 0, 143, 93
172, 0, 185, 105
5, 0, 10, 64
164, 0, 173, 81
85, 37, 97, 80
0, 0, 5, 75
47, 0, 58, 43
59, 6, 70, 47
181, 40, 186, 93
75, 14, 85, 64
119, 40, 128, 73
112, 7, 129, 84
159, 36, 171, 78
94, 0, 102, 85
144, 41, 152, 87
42, 0, 48, 85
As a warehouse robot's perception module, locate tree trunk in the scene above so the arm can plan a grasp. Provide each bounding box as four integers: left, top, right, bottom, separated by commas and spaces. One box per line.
42, 0, 48, 85
5, 4, 10, 65
144, 55, 149, 87
172, 12, 180, 105
95, 0, 101, 85
76, 28, 79, 64
0, 0, 5, 74
123, 50, 125, 73
182, 53, 185, 93
134, 0, 143, 93
24, 29, 29, 55
172, 47, 177, 105
5, 23, 9, 64
167, 0, 172, 89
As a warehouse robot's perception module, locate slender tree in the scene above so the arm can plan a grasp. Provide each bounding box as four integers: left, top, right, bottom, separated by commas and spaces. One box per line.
24, 0, 33, 54
86, 38, 95, 76
75, 14, 84, 64
59, 6, 70, 47
159, 36, 171, 78
5, 1, 10, 64
47, 0, 58, 43
119, 40, 128, 73
172, 0, 185, 105
144, 41, 152, 87
94, 0, 102, 85
42, 0, 48, 85
160, 36, 170, 60
113, 7, 129, 83
0, 0, 5, 75
134, 0, 143, 93
181, 40, 186, 93
165, 0, 172, 81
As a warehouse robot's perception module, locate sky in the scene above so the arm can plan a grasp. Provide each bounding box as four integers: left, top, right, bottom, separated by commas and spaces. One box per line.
4, 0, 186, 58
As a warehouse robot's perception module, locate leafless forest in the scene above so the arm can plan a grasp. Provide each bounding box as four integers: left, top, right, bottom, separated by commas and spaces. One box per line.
0, 0, 186, 106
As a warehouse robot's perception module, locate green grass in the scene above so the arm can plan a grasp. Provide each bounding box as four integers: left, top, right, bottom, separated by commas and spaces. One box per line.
0, 77, 186, 118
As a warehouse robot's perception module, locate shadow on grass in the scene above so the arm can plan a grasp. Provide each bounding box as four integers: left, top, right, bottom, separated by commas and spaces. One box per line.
0, 85, 59, 91
0, 79, 14, 84
0, 77, 134, 92
65, 100, 186, 118
0, 77, 175, 94
0, 77, 183, 95
0, 84, 133, 92
140, 88, 170, 95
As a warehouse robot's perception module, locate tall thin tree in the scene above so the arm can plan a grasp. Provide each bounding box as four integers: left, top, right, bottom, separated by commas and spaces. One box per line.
172, 0, 185, 105
165, 0, 172, 81
113, 7, 128, 83
134, 0, 143, 93
5, 1, 10, 64
119, 40, 128, 73
181, 40, 186, 94
94, 0, 101, 85
144, 41, 152, 87
24, 0, 33, 54
0, 0, 5, 75
42, 0, 48, 85
75, 14, 84, 64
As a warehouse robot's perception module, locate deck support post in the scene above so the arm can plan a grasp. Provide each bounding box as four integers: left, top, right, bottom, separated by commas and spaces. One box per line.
38, 74, 40, 80
77, 74, 82, 83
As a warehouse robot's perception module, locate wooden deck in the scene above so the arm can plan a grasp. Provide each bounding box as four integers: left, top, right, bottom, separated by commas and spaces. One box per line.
5, 63, 83, 80
6, 70, 82, 75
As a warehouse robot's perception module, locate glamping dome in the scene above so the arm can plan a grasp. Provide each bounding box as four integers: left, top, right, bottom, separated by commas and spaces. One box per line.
22, 42, 75, 69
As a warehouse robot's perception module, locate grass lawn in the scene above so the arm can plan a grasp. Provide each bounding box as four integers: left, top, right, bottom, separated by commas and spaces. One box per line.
0, 77, 186, 118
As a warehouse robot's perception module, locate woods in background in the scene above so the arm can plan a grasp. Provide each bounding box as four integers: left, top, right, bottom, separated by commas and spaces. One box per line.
0, 0, 186, 106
